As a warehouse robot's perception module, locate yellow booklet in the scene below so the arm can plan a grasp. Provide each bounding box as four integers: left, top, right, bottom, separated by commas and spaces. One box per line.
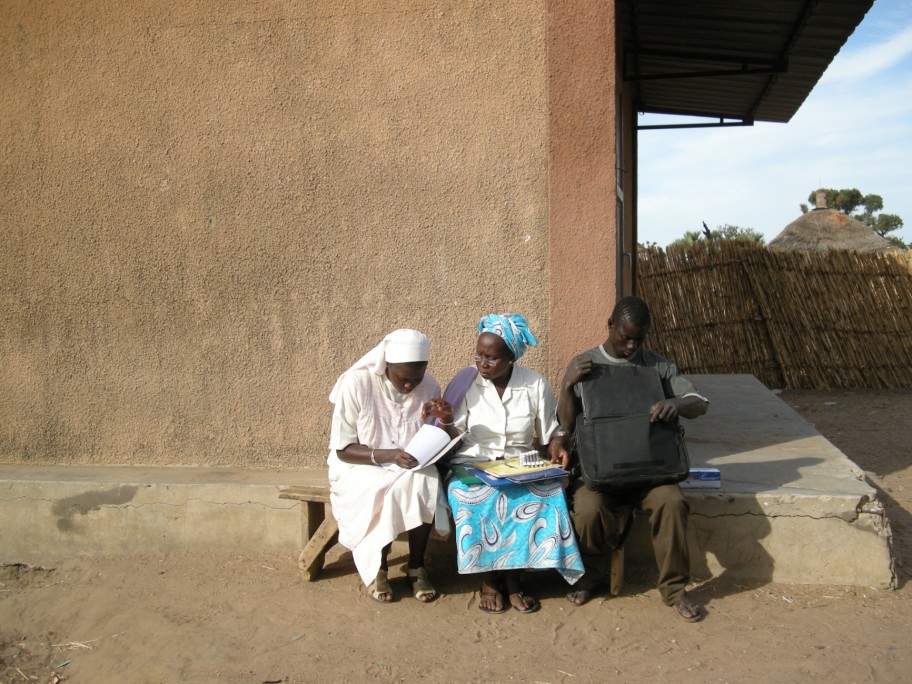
474, 457, 556, 477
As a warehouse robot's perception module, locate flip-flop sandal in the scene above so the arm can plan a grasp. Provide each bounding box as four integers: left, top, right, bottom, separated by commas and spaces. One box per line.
408, 567, 437, 603
565, 588, 593, 606
508, 591, 541, 614
368, 569, 393, 603
478, 587, 506, 614
674, 594, 703, 622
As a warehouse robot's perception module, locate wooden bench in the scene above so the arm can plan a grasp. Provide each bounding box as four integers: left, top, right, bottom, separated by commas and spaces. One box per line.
278, 481, 626, 595
278, 484, 339, 581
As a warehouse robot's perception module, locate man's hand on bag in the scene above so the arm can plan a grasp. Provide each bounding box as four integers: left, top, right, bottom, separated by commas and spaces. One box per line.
649, 399, 679, 423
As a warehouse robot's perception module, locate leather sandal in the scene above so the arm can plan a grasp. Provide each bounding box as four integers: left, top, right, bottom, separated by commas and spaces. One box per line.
565, 588, 593, 606
478, 585, 506, 614
368, 569, 393, 603
408, 567, 437, 603
508, 591, 541, 614
674, 593, 703, 622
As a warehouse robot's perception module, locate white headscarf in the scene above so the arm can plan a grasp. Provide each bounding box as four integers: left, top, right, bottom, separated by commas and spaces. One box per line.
328, 329, 431, 404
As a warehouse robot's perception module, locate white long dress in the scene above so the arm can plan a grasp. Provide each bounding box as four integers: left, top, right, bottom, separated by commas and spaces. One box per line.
327, 368, 441, 585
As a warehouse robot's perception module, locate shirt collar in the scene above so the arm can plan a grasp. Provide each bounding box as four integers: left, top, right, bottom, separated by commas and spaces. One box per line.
597, 344, 642, 365
473, 364, 520, 390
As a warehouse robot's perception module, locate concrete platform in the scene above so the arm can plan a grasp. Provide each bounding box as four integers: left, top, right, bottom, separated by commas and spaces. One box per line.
627, 375, 894, 588
0, 375, 895, 588
0, 464, 328, 562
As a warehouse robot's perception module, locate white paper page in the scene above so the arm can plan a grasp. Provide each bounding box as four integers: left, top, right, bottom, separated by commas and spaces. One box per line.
405, 424, 451, 465
383, 424, 465, 472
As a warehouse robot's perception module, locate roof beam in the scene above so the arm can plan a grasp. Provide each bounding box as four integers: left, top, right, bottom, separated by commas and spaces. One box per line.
638, 115, 754, 130
624, 48, 788, 81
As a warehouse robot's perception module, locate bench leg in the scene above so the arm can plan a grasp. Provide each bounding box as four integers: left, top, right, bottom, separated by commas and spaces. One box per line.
298, 516, 339, 581
609, 547, 625, 596
304, 500, 325, 539
296, 500, 331, 580
298, 501, 339, 582
609, 509, 630, 596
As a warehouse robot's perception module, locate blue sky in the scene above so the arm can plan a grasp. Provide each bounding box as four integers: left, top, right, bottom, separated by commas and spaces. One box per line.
637, 0, 912, 248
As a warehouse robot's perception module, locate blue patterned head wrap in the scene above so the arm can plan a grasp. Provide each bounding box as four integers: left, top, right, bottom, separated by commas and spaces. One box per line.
477, 313, 538, 360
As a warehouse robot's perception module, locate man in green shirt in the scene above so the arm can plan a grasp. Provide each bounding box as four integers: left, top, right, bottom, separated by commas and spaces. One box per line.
557, 296, 709, 621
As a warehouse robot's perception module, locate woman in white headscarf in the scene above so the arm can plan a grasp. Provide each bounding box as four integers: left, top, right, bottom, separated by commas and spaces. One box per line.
328, 329, 453, 603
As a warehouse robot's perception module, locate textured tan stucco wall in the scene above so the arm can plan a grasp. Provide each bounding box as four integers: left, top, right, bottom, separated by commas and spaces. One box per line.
1, 1, 619, 467
547, 0, 619, 375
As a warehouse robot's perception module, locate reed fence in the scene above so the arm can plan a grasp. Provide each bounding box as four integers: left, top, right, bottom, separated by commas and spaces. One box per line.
636, 241, 912, 389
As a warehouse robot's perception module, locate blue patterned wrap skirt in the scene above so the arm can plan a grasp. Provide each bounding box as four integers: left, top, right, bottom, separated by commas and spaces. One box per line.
446, 476, 585, 584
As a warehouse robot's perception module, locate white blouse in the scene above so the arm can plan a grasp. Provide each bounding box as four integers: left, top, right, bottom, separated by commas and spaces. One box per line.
450, 365, 561, 464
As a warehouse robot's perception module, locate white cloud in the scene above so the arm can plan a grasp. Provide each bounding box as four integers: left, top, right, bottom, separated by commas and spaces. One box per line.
821, 24, 912, 84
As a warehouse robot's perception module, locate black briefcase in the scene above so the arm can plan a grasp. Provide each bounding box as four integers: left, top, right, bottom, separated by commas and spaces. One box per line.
574, 364, 689, 491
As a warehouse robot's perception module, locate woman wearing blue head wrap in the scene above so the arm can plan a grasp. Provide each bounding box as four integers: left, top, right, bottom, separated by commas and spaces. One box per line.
438, 314, 584, 614
476, 313, 538, 360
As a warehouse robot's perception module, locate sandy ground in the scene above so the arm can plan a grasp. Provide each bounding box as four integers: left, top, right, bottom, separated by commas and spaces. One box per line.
2, 389, 911, 684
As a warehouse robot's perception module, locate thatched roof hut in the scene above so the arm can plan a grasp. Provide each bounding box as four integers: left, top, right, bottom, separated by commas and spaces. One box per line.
769, 190, 899, 253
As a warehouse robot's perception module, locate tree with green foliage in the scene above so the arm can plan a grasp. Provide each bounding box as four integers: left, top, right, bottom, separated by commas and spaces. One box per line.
712, 224, 765, 242
800, 187, 906, 248
668, 223, 765, 249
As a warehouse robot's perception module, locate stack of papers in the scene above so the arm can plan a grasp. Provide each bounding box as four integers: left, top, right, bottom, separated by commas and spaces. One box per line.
468, 457, 569, 487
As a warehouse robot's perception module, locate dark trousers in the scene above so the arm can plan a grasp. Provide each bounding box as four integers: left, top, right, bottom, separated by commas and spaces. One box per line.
568, 479, 690, 605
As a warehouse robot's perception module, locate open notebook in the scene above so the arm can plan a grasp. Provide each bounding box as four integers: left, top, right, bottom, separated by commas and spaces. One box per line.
383, 424, 464, 472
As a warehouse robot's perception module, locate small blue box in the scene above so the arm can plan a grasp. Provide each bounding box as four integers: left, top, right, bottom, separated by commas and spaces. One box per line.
681, 466, 721, 489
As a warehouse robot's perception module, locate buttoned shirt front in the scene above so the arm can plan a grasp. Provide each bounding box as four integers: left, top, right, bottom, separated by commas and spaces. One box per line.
449, 364, 561, 464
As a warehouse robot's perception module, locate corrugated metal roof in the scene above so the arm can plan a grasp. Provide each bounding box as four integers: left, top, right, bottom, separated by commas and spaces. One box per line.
619, 0, 875, 124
